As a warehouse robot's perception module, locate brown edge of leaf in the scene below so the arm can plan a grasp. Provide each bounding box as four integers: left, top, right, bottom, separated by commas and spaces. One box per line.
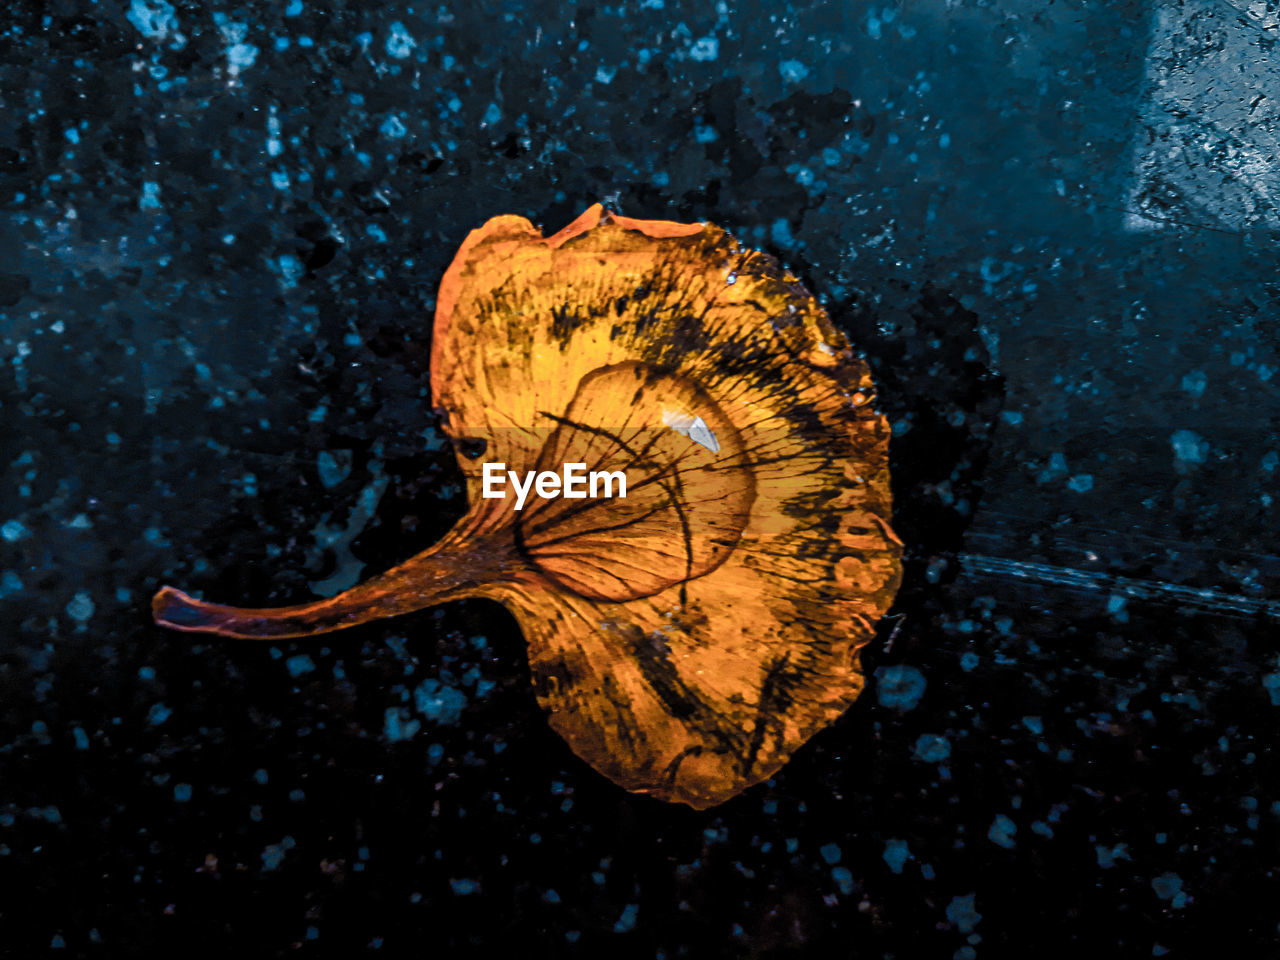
430, 204, 708, 388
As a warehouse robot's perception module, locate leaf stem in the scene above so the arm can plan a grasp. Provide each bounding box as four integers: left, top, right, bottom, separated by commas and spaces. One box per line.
151, 536, 505, 639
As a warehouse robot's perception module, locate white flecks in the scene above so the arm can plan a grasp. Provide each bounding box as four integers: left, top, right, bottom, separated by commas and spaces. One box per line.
266, 108, 283, 157
227, 41, 259, 74
662, 410, 721, 454
380, 115, 407, 139
789, 164, 814, 187
1067, 474, 1094, 493
690, 37, 719, 61
1170, 429, 1209, 470
386, 21, 416, 59
275, 254, 305, 289
1037, 451, 1069, 484
128, 0, 178, 41
977, 323, 1001, 372
1180, 370, 1207, 398
2, 520, 30, 542
694, 122, 718, 144
66, 590, 95, 623
214, 14, 258, 76
771, 218, 796, 249
139, 181, 162, 211
0, 571, 23, 597
779, 59, 809, 84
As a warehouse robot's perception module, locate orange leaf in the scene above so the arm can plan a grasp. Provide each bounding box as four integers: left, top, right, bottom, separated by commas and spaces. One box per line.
153, 205, 903, 809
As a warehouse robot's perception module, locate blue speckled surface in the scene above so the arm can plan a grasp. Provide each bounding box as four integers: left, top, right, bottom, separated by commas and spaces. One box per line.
3, 1, 1279, 956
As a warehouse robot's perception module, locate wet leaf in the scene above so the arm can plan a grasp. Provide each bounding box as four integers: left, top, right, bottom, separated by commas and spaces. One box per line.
153, 205, 903, 809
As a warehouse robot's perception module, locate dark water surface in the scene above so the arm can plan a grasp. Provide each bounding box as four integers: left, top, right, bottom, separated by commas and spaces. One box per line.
2, 1, 1278, 956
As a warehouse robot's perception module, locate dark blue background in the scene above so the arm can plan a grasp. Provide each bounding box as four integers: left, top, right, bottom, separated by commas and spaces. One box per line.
2, 1, 1278, 956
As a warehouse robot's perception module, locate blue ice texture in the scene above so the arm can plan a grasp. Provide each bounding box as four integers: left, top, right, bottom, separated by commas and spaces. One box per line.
946, 893, 982, 933
875, 664, 927, 711
988, 813, 1017, 849
883, 838, 912, 874
914, 733, 951, 763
